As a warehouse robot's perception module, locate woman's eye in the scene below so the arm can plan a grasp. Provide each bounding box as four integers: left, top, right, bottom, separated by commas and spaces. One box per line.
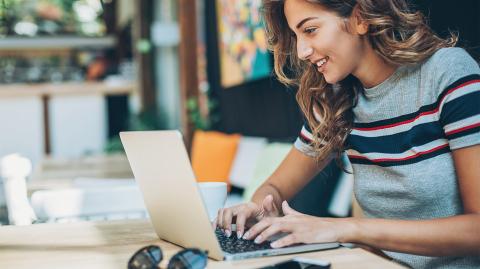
304, 27, 317, 34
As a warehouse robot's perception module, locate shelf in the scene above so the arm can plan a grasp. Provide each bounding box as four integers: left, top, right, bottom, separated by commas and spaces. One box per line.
0, 36, 116, 50
0, 81, 136, 98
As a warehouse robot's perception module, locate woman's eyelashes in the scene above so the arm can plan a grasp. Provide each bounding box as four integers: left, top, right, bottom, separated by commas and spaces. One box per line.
303, 27, 317, 35
289, 26, 317, 39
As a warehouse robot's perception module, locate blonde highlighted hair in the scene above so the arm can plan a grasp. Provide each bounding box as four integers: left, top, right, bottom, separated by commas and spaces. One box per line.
263, 0, 457, 164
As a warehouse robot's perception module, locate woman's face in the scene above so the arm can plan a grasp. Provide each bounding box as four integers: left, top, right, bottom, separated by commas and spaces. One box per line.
284, 0, 366, 84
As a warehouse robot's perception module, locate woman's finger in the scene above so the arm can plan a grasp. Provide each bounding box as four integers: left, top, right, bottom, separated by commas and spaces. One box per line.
235, 210, 251, 239
282, 200, 301, 216
253, 221, 287, 244
262, 195, 274, 213
243, 217, 274, 240
212, 217, 217, 229
217, 208, 225, 230
270, 233, 298, 248
222, 208, 234, 237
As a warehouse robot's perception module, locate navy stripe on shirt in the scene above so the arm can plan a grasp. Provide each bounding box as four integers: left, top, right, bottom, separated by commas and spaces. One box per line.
440, 91, 480, 126
348, 144, 451, 167
353, 74, 480, 130
346, 121, 445, 154
297, 74, 479, 166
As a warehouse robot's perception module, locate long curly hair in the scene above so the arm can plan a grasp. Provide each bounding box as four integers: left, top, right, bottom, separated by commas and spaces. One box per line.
263, 0, 457, 163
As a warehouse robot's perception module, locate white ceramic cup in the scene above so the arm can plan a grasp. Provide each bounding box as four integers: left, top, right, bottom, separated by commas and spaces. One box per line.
198, 182, 227, 221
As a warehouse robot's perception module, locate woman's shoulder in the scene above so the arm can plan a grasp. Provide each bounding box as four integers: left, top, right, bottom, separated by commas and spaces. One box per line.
422, 47, 480, 95
429, 46, 469, 58
424, 47, 479, 73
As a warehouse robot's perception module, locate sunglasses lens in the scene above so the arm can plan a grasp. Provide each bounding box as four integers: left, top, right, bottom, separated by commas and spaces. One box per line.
148, 246, 162, 261
167, 248, 208, 269
128, 245, 163, 269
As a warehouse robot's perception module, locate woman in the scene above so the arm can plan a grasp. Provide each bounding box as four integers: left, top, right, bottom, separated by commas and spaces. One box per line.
215, 0, 480, 268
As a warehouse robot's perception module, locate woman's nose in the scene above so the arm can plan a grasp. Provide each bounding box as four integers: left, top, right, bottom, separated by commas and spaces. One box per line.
297, 43, 313, 60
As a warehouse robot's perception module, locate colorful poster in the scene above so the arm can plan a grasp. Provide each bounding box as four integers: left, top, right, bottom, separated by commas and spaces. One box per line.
216, 0, 271, 88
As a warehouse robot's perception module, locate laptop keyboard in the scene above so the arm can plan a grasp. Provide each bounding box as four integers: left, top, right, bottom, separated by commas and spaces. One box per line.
215, 228, 272, 254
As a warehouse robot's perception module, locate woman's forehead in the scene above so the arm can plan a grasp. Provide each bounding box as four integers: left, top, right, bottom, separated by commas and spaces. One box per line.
284, 0, 337, 28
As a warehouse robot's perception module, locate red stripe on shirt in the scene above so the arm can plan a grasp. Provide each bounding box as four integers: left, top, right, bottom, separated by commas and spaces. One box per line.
348, 143, 449, 162
354, 79, 480, 132
354, 109, 438, 131
445, 122, 480, 136
299, 132, 312, 143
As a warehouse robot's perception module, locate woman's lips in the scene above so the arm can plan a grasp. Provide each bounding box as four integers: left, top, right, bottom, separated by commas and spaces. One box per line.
316, 56, 329, 72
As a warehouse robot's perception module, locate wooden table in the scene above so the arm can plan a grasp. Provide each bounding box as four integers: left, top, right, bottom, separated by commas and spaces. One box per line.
0, 219, 404, 269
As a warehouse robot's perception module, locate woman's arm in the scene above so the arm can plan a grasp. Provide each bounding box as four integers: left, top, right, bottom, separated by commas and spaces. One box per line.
345, 144, 480, 256
248, 145, 480, 257
218, 146, 332, 238
251, 147, 332, 212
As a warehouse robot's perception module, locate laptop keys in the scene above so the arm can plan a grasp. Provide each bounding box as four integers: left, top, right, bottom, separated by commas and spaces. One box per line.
215, 228, 272, 254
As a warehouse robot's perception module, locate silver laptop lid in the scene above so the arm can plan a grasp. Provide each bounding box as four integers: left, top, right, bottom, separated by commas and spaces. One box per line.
120, 130, 224, 260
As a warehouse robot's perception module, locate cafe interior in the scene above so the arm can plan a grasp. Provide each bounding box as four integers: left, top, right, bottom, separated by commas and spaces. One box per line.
0, 0, 478, 268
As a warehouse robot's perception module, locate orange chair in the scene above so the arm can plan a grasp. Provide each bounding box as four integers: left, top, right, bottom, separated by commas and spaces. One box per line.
191, 131, 241, 187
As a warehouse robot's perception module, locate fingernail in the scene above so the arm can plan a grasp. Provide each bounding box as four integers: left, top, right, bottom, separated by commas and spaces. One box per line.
225, 230, 231, 237
254, 235, 262, 244
242, 232, 250, 240
271, 241, 279, 248
237, 231, 243, 239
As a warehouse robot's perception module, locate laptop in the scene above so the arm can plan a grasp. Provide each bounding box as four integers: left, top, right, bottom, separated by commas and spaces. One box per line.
119, 130, 339, 261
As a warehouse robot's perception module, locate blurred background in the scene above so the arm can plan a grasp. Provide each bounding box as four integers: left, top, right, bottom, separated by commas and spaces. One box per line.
0, 0, 478, 226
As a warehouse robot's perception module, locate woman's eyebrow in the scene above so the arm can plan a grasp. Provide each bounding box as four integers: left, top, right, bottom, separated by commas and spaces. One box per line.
296, 17, 319, 29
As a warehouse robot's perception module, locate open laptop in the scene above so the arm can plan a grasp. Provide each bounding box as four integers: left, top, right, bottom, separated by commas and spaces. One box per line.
119, 130, 339, 261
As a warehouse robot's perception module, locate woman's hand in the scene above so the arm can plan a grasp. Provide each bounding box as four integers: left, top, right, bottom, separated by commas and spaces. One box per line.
214, 195, 281, 239
243, 201, 352, 248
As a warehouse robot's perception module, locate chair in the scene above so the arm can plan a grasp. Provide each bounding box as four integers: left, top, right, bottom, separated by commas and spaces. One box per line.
191, 130, 241, 184
228, 136, 268, 188
242, 143, 343, 217
243, 142, 292, 201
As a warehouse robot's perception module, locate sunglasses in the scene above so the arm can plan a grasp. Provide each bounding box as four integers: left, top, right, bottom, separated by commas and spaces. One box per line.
128, 245, 208, 269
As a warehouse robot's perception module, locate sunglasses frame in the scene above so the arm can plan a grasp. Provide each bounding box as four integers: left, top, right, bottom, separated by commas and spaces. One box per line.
128, 245, 208, 269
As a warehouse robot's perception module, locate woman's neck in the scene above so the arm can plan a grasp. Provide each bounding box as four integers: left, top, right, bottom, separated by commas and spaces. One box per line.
353, 42, 398, 89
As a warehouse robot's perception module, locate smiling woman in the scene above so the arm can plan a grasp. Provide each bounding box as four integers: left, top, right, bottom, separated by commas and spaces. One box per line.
263, 0, 457, 164
214, 0, 480, 268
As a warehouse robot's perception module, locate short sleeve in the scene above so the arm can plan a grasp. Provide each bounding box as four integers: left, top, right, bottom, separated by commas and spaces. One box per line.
432, 48, 480, 150
294, 124, 318, 157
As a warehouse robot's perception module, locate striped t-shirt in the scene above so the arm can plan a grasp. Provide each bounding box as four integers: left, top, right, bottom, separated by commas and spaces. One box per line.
294, 47, 480, 269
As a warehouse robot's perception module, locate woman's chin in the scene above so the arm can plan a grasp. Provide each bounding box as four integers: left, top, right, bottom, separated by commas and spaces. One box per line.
323, 72, 349, 85
323, 74, 338, 84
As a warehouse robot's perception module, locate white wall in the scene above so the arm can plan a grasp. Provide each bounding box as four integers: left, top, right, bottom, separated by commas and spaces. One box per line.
0, 97, 44, 168
0, 94, 108, 163
49, 94, 107, 158
0, 96, 44, 211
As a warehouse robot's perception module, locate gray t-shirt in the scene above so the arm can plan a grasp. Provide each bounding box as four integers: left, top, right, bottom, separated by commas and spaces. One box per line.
294, 47, 480, 268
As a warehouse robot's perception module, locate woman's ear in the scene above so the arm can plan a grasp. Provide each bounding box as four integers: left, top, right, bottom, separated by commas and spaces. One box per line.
351, 5, 369, 35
